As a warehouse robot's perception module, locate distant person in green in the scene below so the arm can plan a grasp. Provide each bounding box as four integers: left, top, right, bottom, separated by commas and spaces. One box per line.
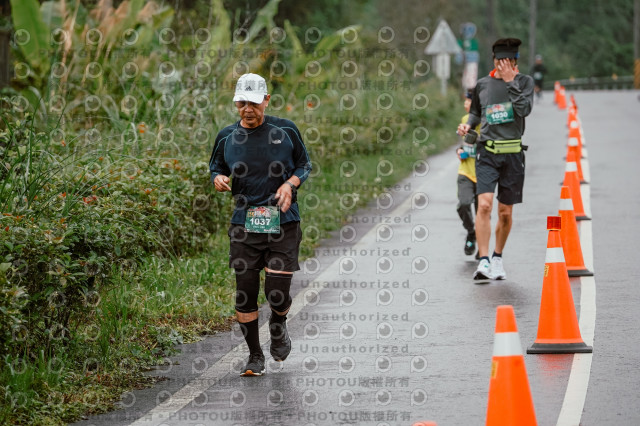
456, 88, 480, 257
457, 38, 535, 281
531, 54, 547, 101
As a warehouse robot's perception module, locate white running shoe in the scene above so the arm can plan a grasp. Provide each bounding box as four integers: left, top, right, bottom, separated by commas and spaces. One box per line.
473, 258, 492, 280
491, 256, 506, 280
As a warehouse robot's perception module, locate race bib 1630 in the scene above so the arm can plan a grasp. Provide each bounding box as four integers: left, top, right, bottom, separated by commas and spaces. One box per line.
486, 102, 515, 125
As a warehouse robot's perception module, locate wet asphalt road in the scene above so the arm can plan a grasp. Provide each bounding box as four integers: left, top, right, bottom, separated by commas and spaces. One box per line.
74, 90, 640, 426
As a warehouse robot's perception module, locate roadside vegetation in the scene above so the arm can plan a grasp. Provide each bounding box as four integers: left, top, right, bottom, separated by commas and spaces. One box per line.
0, 0, 460, 424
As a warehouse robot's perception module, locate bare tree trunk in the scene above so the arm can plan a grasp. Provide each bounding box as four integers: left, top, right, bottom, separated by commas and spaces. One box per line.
0, 29, 9, 88
0, 0, 10, 88
634, 0, 639, 88
529, 0, 537, 73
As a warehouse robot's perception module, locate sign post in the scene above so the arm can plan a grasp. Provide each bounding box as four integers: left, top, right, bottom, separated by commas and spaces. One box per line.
425, 20, 462, 96
460, 22, 479, 91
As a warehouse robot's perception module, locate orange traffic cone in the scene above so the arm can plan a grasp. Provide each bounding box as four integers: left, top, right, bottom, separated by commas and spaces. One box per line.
486, 305, 537, 426
553, 81, 561, 105
565, 138, 586, 183
562, 150, 590, 221
559, 186, 593, 277
527, 217, 593, 354
567, 104, 578, 128
557, 86, 567, 109
568, 120, 584, 148
567, 135, 584, 160
569, 99, 578, 122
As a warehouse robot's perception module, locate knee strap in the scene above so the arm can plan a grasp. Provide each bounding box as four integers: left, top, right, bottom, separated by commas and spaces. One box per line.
235, 269, 260, 313
265, 271, 293, 312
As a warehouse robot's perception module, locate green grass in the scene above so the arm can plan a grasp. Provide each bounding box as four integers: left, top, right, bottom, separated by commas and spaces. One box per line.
0, 235, 239, 425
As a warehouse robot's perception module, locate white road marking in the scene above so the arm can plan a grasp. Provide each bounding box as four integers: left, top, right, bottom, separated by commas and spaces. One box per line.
556, 171, 596, 426
581, 151, 590, 182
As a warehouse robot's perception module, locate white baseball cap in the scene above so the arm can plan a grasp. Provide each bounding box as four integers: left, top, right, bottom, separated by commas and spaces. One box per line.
233, 73, 268, 104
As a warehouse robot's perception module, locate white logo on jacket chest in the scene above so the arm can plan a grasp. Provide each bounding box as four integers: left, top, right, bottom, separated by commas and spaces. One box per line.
271, 139, 282, 144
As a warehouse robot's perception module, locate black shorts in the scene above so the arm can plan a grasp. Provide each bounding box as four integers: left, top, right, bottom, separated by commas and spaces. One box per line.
475, 144, 526, 205
228, 221, 302, 272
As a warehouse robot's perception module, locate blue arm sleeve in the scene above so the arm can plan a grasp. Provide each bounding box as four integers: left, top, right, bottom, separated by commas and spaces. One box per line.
286, 125, 312, 186
209, 133, 231, 185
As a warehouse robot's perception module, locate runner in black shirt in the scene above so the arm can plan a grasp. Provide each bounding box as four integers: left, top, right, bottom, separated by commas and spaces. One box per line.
210, 73, 312, 376
457, 38, 534, 281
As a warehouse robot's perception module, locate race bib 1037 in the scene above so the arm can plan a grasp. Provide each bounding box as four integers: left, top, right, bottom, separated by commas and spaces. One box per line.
245, 206, 280, 233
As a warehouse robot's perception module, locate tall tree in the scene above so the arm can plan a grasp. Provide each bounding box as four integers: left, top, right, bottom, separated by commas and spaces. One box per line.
0, 0, 11, 88
529, 0, 537, 71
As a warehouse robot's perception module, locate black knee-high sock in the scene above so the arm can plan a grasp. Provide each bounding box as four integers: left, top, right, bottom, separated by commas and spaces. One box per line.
239, 318, 262, 354
270, 311, 287, 323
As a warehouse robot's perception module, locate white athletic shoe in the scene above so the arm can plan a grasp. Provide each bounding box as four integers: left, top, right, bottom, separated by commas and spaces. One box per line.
473, 258, 492, 280
491, 256, 506, 280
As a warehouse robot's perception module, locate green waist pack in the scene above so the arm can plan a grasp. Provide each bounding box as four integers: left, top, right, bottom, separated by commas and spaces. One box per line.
485, 139, 522, 154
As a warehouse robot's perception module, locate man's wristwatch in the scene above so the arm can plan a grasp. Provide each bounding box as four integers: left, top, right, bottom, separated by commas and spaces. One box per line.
285, 181, 297, 191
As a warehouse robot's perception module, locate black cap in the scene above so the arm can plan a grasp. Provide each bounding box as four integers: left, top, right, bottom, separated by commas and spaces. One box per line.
492, 38, 522, 59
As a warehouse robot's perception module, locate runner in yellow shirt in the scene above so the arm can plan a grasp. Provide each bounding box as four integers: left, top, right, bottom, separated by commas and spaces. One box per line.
456, 89, 480, 257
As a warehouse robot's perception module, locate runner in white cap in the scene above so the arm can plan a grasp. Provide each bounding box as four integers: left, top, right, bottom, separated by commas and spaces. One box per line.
210, 73, 312, 375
